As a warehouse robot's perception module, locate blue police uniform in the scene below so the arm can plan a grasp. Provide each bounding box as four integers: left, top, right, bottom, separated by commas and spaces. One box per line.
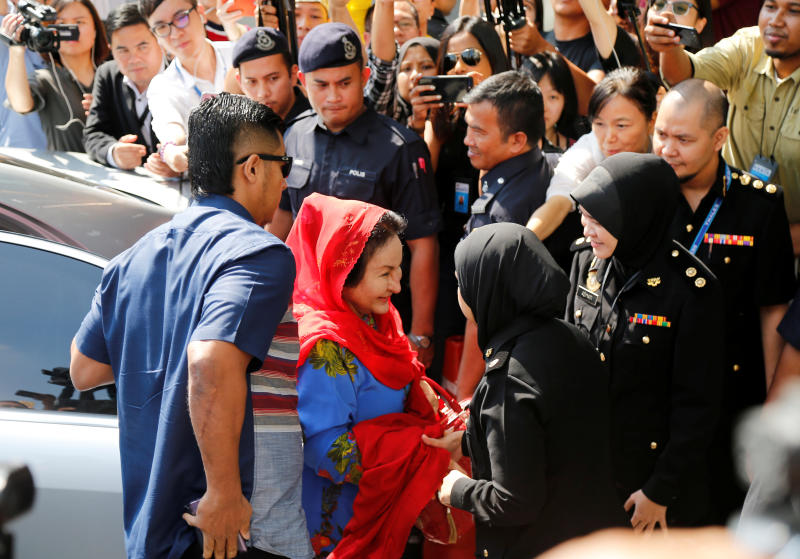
465, 147, 552, 235
74, 194, 295, 559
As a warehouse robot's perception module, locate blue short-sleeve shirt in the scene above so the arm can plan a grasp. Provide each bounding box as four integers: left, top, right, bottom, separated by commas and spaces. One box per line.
74, 194, 296, 559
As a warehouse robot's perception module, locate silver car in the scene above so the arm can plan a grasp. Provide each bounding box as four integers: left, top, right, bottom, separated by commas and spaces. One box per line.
0, 159, 175, 558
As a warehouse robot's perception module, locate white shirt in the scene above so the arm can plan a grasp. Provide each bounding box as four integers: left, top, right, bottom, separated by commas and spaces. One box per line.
545, 131, 605, 210
106, 76, 152, 168
147, 40, 233, 145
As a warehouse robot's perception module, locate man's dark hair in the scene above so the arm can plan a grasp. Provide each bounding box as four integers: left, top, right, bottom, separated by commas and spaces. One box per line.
588, 66, 658, 122
188, 93, 283, 198
668, 78, 728, 132
463, 70, 545, 146
106, 2, 149, 42
344, 211, 407, 288
138, 0, 197, 20
398, 0, 420, 27
364, 3, 374, 34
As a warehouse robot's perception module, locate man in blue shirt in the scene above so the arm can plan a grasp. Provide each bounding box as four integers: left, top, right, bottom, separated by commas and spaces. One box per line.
70, 93, 300, 559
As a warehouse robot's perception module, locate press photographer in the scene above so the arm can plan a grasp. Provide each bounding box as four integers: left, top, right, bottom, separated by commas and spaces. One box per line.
1, 0, 109, 152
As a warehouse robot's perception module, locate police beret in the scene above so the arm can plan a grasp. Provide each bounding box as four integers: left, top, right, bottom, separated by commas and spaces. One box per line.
298, 22, 363, 73
233, 27, 290, 68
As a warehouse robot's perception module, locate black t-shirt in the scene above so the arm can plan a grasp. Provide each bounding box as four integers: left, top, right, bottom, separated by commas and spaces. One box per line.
544, 26, 641, 74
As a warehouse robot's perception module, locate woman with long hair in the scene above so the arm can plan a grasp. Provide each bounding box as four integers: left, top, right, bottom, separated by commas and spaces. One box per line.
2, 0, 109, 151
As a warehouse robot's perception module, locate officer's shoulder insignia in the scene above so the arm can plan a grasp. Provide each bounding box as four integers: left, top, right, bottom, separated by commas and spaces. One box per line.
733, 170, 783, 198
485, 348, 510, 373
668, 240, 717, 292
646, 277, 661, 287
570, 236, 592, 252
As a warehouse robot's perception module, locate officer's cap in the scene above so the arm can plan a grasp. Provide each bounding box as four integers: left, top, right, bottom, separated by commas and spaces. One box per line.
233, 27, 290, 68
298, 22, 363, 73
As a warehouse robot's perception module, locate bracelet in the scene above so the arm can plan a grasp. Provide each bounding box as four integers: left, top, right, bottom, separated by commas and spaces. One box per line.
159, 141, 176, 160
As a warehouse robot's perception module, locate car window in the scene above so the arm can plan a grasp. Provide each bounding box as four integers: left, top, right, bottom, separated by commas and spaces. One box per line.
0, 242, 116, 415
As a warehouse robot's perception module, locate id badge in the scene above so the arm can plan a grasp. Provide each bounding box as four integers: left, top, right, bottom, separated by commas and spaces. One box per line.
454, 182, 470, 214
749, 155, 778, 182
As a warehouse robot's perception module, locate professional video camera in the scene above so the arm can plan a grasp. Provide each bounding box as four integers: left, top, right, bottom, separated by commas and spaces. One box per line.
0, 464, 35, 559
3, 0, 80, 53
482, 0, 527, 67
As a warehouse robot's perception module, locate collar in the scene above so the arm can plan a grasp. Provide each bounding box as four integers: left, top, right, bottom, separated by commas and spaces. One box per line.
122, 74, 148, 99
482, 314, 546, 365
481, 148, 543, 192
192, 193, 256, 223
314, 106, 372, 144
286, 88, 311, 122
755, 42, 800, 83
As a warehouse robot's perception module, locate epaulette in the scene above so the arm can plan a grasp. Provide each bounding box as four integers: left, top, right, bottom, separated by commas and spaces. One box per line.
730, 169, 783, 198
570, 236, 593, 252
667, 240, 718, 292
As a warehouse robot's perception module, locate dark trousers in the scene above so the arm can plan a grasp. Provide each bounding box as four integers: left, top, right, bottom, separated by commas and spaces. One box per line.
180, 541, 288, 559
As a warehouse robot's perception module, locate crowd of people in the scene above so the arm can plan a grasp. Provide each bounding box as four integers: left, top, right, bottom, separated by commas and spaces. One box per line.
2, 0, 799, 555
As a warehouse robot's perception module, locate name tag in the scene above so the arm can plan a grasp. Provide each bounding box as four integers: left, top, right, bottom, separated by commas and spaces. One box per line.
454, 182, 470, 214
577, 285, 599, 306
749, 155, 777, 182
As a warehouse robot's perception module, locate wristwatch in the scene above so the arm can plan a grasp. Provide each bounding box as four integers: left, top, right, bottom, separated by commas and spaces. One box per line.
408, 334, 432, 349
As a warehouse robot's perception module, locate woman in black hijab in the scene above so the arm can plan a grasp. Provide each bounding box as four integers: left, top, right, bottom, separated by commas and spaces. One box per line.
423, 222, 626, 558
567, 152, 724, 532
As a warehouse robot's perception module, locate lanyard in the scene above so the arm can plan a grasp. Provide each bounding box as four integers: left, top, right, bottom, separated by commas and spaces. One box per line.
689, 164, 731, 255
174, 63, 203, 98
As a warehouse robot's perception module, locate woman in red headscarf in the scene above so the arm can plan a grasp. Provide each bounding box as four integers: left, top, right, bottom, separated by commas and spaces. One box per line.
286, 193, 450, 559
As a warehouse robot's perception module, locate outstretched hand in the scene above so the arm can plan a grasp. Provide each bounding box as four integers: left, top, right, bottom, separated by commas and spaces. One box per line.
624, 489, 668, 534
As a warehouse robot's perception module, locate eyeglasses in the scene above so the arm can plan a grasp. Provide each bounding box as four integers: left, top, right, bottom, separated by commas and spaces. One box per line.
650, 0, 698, 16
394, 18, 418, 30
443, 48, 482, 73
150, 7, 195, 38
235, 153, 293, 178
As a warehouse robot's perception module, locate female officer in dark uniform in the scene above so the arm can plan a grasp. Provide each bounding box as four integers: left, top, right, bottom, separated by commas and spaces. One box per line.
566, 153, 725, 531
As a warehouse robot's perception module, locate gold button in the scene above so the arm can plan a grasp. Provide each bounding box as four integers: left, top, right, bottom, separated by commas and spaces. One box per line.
733, 364, 740, 372
766, 184, 777, 194
671, 250, 679, 258
685, 224, 694, 233
731, 172, 739, 180
642, 336, 650, 344
686, 267, 697, 278
753, 179, 764, 189
650, 441, 658, 450
575, 309, 583, 319
740, 174, 751, 185
600, 352, 606, 362
695, 277, 706, 288
484, 550, 489, 558
575, 236, 585, 245
485, 348, 493, 358
724, 256, 731, 264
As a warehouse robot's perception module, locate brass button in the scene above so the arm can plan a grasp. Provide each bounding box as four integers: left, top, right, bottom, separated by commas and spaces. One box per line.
695, 277, 706, 288
766, 184, 777, 194
685, 224, 694, 233
650, 441, 658, 450
731, 172, 739, 179
485, 348, 493, 358
484, 550, 489, 558
600, 352, 606, 362
686, 267, 697, 278
575, 236, 585, 245
753, 179, 764, 189
724, 256, 731, 264
575, 309, 583, 319
642, 336, 650, 344
733, 364, 740, 372
671, 250, 679, 258
740, 174, 751, 185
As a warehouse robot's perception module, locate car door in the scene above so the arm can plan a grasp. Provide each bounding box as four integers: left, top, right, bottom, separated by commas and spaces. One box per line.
0, 232, 125, 559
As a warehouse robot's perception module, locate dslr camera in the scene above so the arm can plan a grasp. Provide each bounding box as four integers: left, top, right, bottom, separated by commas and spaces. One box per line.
14, 0, 80, 53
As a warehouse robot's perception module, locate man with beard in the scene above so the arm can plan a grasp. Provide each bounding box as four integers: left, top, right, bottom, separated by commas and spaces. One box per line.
647, 0, 800, 255
654, 78, 796, 524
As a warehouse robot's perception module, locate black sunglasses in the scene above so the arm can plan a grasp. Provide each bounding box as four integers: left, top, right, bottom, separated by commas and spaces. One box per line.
235, 153, 293, 178
443, 48, 482, 73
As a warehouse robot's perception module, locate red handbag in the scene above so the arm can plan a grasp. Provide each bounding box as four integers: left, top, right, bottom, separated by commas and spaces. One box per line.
416, 377, 474, 546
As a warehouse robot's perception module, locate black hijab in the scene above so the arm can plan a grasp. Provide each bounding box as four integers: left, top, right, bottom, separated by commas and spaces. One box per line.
394, 37, 440, 121
571, 153, 679, 270
454, 223, 569, 351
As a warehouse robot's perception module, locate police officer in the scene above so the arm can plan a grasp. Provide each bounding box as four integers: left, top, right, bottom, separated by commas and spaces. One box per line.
566, 153, 724, 530
274, 22, 442, 367
654, 79, 796, 523
232, 27, 311, 128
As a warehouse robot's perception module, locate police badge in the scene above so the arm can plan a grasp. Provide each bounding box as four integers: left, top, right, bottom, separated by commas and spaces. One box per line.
255, 29, 275, 51
342, 36, 357, 60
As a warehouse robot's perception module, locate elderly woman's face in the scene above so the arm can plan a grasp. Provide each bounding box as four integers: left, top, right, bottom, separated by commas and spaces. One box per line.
342, 235, 403, 317
579, 207, 618, 260
592, 94, 654, 159
397, 45, 437, 101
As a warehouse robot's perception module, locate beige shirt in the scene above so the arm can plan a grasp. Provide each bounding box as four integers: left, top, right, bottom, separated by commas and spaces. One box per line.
688, 26, 800, 222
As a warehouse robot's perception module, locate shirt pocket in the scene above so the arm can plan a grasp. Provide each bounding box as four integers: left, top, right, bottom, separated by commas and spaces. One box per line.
286, 158, 313, 191
333, 168, 377, 200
